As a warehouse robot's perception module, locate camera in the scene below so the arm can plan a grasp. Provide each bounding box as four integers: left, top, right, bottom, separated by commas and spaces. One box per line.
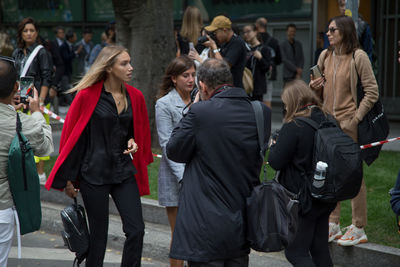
190, 87, 199, 102
197, 35, 208, 44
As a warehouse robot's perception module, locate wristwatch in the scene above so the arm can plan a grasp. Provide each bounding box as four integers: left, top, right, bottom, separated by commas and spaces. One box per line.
213, 48, 219, 54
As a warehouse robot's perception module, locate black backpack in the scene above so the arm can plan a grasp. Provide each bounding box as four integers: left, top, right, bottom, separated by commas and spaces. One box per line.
297, 117, 363, 203
60, 197, 90, 266
246, 101, 299, 252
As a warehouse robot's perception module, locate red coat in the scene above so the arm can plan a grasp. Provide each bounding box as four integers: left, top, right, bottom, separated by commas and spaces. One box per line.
45, 81, 153, 196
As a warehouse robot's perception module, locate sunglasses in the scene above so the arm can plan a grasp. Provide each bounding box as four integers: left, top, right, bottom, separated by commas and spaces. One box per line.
328, 27, 338, 34
0, 56, 15, 66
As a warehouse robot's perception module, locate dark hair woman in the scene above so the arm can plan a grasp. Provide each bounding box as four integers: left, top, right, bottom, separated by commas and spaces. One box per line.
155, 55, 195, 267
309, 15, 379, 246
12, 17, 53, 182
242, 23, 271, 101
45, 45, 153, 267
268, 79, 336, 266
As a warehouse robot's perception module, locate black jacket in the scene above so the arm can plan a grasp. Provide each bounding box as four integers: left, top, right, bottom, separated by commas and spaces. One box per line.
167, 87, 271, 262
268, 108, 327, 213
12, 43, 53, 93
246, 44, 271, 96
259, 32, 282, 80
60, 41, 76, 77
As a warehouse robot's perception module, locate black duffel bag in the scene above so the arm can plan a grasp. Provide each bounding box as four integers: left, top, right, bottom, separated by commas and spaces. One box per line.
60, 197, 90, 266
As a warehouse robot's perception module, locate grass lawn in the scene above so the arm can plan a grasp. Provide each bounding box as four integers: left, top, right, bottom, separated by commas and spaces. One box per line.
44, 150, 400, 248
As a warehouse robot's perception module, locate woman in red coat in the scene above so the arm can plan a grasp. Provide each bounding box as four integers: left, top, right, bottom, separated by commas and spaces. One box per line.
46, 45, 153, 267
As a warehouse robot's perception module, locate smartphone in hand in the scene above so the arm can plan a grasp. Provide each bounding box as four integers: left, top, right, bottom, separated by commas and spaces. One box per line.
310, 65, 323, 79
19, 76, 34, 104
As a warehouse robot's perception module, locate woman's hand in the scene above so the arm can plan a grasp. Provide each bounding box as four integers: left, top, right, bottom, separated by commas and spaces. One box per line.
65, 181, 78, 198
253, 50, 262, 60
124, 138, 138, 158
309, 75, 325, 91
188, 49, 201, 62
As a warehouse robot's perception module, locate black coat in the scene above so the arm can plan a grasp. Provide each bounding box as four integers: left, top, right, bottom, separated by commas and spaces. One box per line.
246, 44, 271, 97
166, 87, 271, 262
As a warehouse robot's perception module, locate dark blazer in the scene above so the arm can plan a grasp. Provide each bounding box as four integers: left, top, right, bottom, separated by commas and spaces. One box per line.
280, 39, 304, 82
259, 32, 282, 80
60, 41, 75, 77
246, 44, 271, 97
166, 87, 271, 262
49, 39, 65, 86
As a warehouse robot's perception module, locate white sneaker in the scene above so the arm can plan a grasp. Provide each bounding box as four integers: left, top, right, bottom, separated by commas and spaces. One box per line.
328, 222, 342, 242
337, 224, 368, 246
38, 173, 47, 185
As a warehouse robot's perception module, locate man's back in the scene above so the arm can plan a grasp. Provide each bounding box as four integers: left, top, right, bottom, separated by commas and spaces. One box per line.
0, 104, 53, 210
167, 87, 271, 262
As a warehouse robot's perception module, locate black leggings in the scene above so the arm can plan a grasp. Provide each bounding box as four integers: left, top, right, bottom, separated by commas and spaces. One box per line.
80, 178, 144, 267
285, 200, 336, 267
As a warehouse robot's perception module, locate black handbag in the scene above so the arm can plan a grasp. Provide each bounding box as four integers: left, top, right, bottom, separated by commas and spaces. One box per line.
353, 52, 390, 166
60, 197, 90, 266
246, 101, 299, 252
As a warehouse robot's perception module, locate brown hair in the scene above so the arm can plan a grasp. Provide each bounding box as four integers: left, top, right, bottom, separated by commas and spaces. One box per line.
17, 17, 40, 48
281, 80, 326, 123
180, 6, 203, 45
327, 15, 359, 54
158, 55, 195, 99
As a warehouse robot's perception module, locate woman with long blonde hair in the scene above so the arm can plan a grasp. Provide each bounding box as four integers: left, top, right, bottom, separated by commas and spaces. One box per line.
45, 45, 153, 267
268, 80, 336, 266
176, 6, 203, 56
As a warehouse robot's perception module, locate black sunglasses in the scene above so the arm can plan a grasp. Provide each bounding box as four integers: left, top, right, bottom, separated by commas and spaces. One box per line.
0, 56, 15, 66
328, 27, 338, 34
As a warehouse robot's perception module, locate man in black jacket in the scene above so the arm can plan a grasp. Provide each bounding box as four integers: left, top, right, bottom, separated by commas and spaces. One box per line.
166, 58, 271, 266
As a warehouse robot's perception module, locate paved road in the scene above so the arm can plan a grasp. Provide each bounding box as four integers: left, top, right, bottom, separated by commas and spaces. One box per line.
8, 230, 168, 267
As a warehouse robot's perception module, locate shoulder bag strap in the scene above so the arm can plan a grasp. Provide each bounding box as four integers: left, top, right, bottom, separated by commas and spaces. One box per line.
352, 50, 364, 106
251, 101, 267, 182
20, 45, 43, 78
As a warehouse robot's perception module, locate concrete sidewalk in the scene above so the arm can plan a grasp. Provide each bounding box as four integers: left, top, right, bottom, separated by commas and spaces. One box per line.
40, 187, 400, 267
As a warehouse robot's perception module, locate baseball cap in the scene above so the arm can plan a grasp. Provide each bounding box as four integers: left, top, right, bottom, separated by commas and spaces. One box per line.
205, 15, 232, 32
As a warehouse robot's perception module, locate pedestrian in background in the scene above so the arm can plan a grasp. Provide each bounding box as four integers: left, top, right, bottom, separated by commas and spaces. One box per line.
0, 31, 13, 57
88, 24, 116, 67
45, 45, 153, 267
12, 17, 53, 183
176, 6, 203, 57
310, 15, 378, 246
280, 23, 304, 84
166, 58, 271, 266
0, 56, 53, 267
156, 55, 196, 267
255, 17, 282, 108
242, 24, 271, 101
268, 80, 336, 267
74, 27, 94, 77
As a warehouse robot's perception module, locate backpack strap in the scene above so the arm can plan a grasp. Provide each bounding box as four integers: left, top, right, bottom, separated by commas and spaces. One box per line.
296, 117, 319, 130
20, 45, 43, 78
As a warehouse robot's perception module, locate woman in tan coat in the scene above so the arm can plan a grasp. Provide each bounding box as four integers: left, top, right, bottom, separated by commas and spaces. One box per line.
310, 15, 378, 247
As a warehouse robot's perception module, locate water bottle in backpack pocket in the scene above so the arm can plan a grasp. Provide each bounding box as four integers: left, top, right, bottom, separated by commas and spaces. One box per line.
296, 116, 363, 203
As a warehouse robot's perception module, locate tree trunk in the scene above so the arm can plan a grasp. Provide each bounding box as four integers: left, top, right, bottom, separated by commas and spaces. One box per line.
112, 0, 175, 148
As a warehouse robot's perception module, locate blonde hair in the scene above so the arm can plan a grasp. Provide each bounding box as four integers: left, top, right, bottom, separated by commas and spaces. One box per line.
281, 80, 326, 123
180, 6, 203, 45
69, 45, 129, 110
0, 32, 13, 57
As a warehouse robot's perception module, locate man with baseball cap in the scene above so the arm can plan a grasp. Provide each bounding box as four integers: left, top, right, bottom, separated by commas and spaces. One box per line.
203, 15, 247, 88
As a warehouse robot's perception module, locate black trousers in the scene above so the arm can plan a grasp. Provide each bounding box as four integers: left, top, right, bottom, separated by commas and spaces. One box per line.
188, 255, 249, 267
285, 200, 336, 267
80, 178, 144, 267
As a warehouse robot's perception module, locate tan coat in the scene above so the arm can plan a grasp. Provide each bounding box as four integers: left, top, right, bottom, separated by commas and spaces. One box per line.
315, 49, 379, 141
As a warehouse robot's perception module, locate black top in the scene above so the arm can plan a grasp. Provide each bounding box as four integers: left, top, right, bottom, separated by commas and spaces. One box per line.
259, 32, 282, 80
220, 34, 247, 88
246, 44, 271, 96
167, 87, 271, 261
58, 86, 136, 185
